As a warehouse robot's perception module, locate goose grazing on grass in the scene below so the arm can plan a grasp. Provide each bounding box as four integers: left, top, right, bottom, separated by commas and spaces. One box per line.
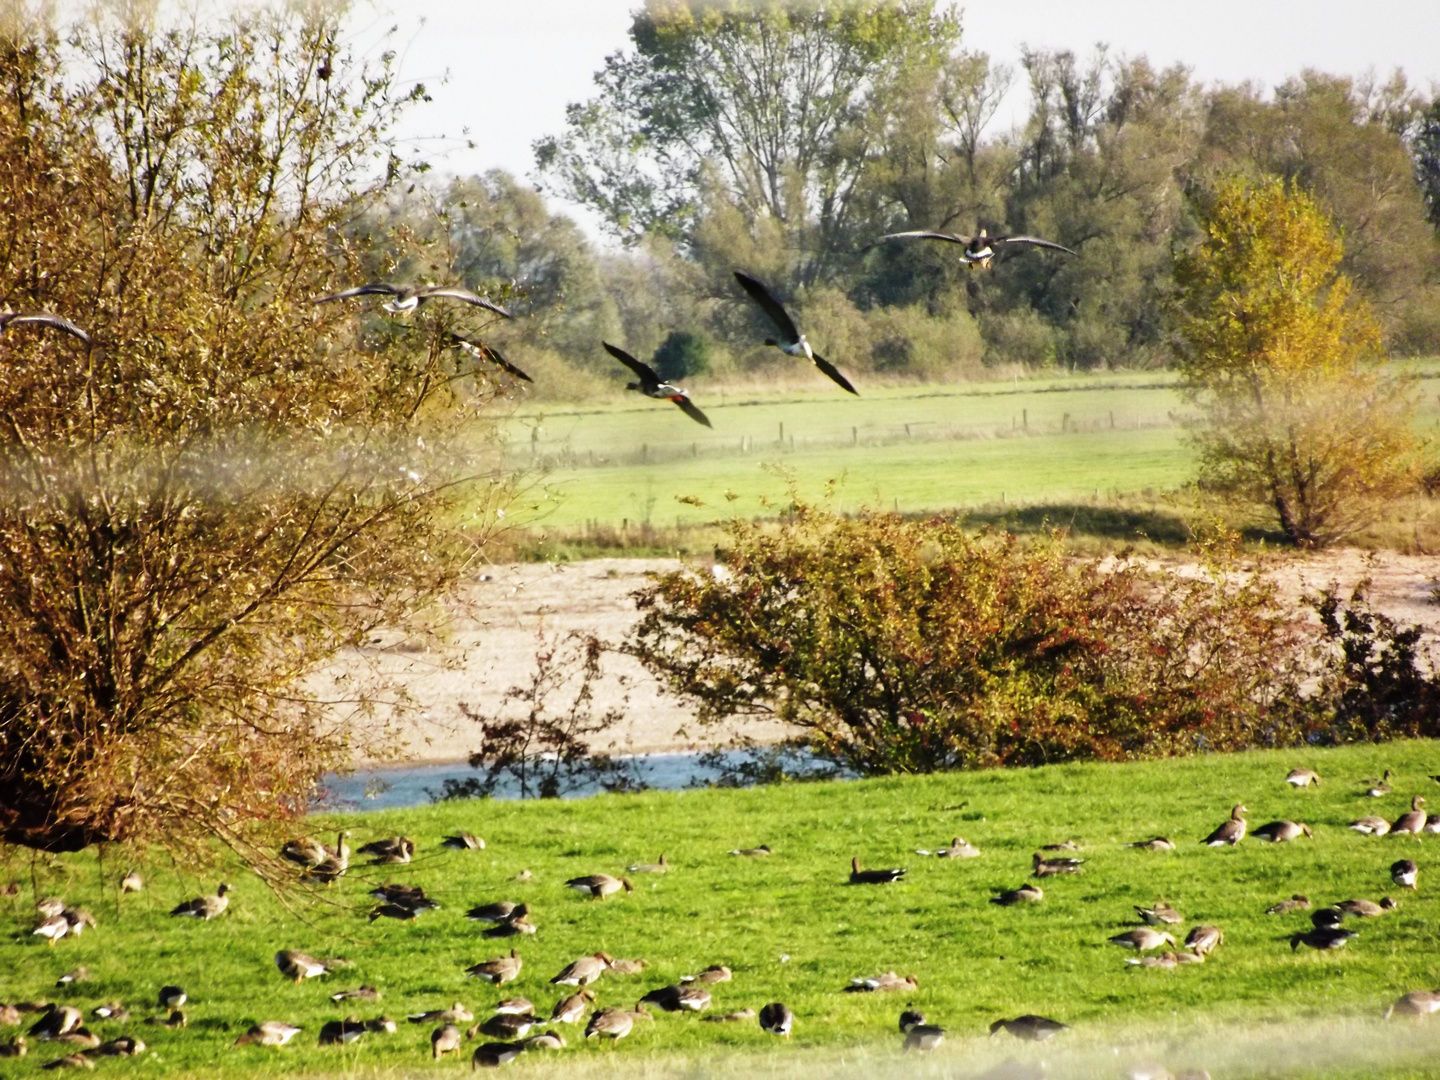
1349, 815, 1390, 836
550, 953, 611, 987
29, 1006, 83, 1040
845, 972, 918, 993
440, 831, 485, 851
549, 990, 595, 1025
466, 900, 520, 925
169, 882, 230, 920
1136, 902, 1182, 926
1286, 768, 1321, 787
317, 1017, 366, 1045
564, 874, 632, 900
407, 1003, 473, 1024
1337, 897, 1397, 918
444, 333, 532, 383
33, 915, 68, 946
472, 1040, 525, 1066
903, 1022, 945, 1052
1386, 990, 1440, 1019
1185, 925, 1223, 956
989, 1015, 1069, 1041
484, 905, 536, 938
584, 1005, 651, 1043
275, 951, 333, 984
626, 853, 671, 874
1032, 852, 1083, 877
1130, 836, 1176, 851
733, 271, 858, 395
758, 1002, 793, 1038
430, 1023, 462, 1060
880, 227, 1076, 270
991, 882, 1043, 906
849, 856, 906, 884
1363, 769, 1393, 797
119, 870, 142, 894
605, 343, 712, 427
1266, 895, 1311, 915
157, 986, 186, 1010
1201, 804, 1247, 846
1252, 820, 1314, 843
1109, 928, 1177, 951
476, 1013, 542, 1040
233, 1021, 302, 1048
0, 310, 90, 344
606, 957, 648, 975
466, 949, 523, 985
312, 283, 511, 319
1291, 926, 1357, 952
1391, 859, 1419, 890
1392, 796, 1427, 836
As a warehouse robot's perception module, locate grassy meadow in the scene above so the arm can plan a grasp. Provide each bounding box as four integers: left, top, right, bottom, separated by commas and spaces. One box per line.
4, 741, 1440, 1077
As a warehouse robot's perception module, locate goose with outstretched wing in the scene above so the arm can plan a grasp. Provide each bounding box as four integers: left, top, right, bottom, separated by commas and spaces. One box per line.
880, 228, 1076, 269
313, 283, 511, 318
0, 310, 90, 344
445, 333, 532, 382
604, 342, 711, 428
733, 271, 857, 395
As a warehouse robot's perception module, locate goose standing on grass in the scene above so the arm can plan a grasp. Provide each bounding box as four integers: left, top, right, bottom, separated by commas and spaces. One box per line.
275, 951, 334, 983
879, 227, 1076, 270
1135, 902, 1182, 926
1109, 928, 1177, 951
466, 900, 520, 925
1386, 990, 1440, 1018
849, 856, 906, 884
157, 986, 186, 1010
1286, 768, 1321, 788
549, 990, 595, 1025
1253, 820, 1314, 843
169, 883, 230, 920
1391, 859, 1419, 890
733, 271, 858, 395
565, 874, 632, 900
550, 953, 611, 987
1185, 925, 1223, 957
604, 344, 712, 427
989, 1015, 1069, 1041
431, 1023, 463, 1059
312, 282, 511, 318
759, 1002, 793, 1038
119, 870, 142, 894
466, 949, 523, 985
1201, 804, 1248, 846
584, 1005, 651, 1043
0, 310, 90, 344
33, 915, 69, 946
1392, 796, 1427, 836
305, 831, 350, 884
1291, 926, 1357, 952
444, 333, 532, 383
233, 1021, 302, 1048
1336, 897, 1397, 917
902, 1018, 945, 1052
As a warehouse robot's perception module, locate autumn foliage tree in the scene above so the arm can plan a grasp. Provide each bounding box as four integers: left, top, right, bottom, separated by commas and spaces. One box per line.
0, 2, 504, 855
1173, 177, 1419, 547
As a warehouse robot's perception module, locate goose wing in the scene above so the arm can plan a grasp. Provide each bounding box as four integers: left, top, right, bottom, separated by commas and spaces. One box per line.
0, 311, 91, 344
672, 396, 712, 428
992, 235, 1078, 256
734, 272, 800, 344
414, 286, 512, 318
447, 334, 533, 382
879, 230, 973, 246
603, 342, 660, 388
312, 283, 402, 304
812, 353, 858, 396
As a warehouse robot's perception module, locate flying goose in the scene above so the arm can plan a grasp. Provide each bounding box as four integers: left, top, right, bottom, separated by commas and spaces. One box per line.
1392, 796, 1427, 836
549, 990, 595, 1025
0, 310, 90, 344
1032, 852, 1083, 877
1286, 768, 1321, 787
440, 832, 485, 851
1336, 897, 1397, 917
604, 343, 712, 427
1348, 815, 1390, 836
845, 972, 918, 993
444, 333, 532, 382
880, 227, 1077, 269
1252, 820, 1314, 843
157, 986, 186, 1010
1201, 804, 1247, 846
1185, 925, 1223, 956
991, 882, 1043, 906
1386, 990, 1440, 1018
1135, 902, 1182, 926
1290, 927, 1357, 951
989, 1015, 1069, 1041
312, 283, 511, 318
119, 870, 143, 894
466, 949, 523, 985
733, 271, 858, 395
550, 953, 611, 987
849, 856, 906, 884
1129, 836, 1176, 851
626, 853, 671, 874
1109, 928, 1177, 951
430, 1023, 462, 1060
1391, 859, 1419, 890
275, 951, 333, 983
1363, 769, 1393, 797
233, 1021, 303, 1047
758, 1002, 793, 1038
471, 1040, 525, 1066
169, 882, 231, 920
564, 874, 632, 900
1266, 895, 1311, 915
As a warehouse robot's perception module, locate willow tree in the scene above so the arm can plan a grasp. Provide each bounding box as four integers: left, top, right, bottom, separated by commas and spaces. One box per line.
0, 2, 507, 855
1173, 177, 1418, 547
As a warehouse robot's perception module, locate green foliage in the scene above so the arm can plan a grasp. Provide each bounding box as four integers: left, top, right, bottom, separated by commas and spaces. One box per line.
1173, 176, 1419, 547
626, 506, 1315, 775
651, 330, 712, 382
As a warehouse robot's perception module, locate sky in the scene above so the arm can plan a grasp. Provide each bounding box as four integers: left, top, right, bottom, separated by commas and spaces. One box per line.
358, 0, 1440, 235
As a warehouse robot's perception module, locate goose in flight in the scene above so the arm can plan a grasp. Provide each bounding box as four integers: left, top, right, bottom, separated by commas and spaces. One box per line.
444, 333, 533, 382
0, 310, 90, 344
880, 228, 1076, 269
603, 343, 711, 427
312, 283, 511, 318
733, 271, 857, 395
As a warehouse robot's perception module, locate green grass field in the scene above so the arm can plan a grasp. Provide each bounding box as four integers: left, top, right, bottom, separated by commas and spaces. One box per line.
5, 741, 1440, 1077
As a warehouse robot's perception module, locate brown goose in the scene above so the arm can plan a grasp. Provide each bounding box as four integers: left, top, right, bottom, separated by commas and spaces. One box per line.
1185, 925, 1223, 956
1286, 768, 1321, 787
280, 835, 327, 868
930, 836, 981, 858
626, 853, 671, 874
549, 990, 595, 1025
1201, 804, 1247, 846
1032, 852, 1083, 877
233, 1021, 302, 1047
440, 832, 485, 851
728, 845, 772, 856
466, 900, 520, 925
170, 882, 231, 920
1349, 815, 1390, 836
758, 1002, 793, 1038
680, 965, 731, 985
1363, 770, 1393, 797
30, 1006, 84, 1040
1392, 796, 1427, 836
1129, 836, 1176, 851
1386, 990, 1440, 1018
119, 871, 143, 894
1336, 897, 1398, 917
550, 953, 611, 987
305, 832, 351, 884
92, 1037, 144, 1056
1135, 902, 1182, 926
466, 949, 522, 985
606, 958, 648, 975
1266, 895, 1311, 915
1252, 820, 1313, 843
407, 1003, 473, 1024
846, 971, 918, 993
330, 986, 380, 1003
522, 1032, 566, 1050
55, 1029, 99, 1048
991, 883, 1043, 906
492, 998, 536, 1016
583, 1005, 651, 1043
989, 1015, 1069, 1041
317, 1017, 366, 1045
1109, 928, 1177, 951
640, 984, 711, 1013
478, 1013, 542, 1039
430, 1023, 462, 1059
275, 951, 333, 983
849, 856, 906, 884
483, 906, 537, 938
39, 1052, 93, 1069
357, 836, 414, 865
564, 874, 632, 900
703, 1009, 756, 1023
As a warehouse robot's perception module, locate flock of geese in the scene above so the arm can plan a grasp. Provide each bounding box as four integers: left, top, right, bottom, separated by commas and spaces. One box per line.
0, 226, 1076, 432
6, 764, 1438, 1073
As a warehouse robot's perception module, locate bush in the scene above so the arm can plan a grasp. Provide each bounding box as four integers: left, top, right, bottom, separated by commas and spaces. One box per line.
651, 330, 712, 381
626, 507, 1317, 774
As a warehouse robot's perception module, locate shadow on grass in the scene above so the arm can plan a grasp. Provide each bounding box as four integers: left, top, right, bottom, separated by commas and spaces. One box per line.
961, 502, 1195, 544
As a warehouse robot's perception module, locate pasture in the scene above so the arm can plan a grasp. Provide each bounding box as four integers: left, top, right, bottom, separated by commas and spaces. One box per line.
4, 740, 1440, 1077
